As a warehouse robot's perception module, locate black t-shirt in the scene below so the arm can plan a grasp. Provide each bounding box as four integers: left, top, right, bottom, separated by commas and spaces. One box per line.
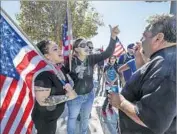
120, 46, 176, 134
32, 67, 68, 122
68, 38, 117, 95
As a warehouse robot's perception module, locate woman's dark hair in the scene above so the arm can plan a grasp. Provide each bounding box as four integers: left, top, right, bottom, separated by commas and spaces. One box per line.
36, 40, 50, 55
72, 38, 84, 51
108, 55, 117, 64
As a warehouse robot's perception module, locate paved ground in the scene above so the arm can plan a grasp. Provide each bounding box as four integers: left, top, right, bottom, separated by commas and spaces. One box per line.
56, 90, 119, 134
55, 72, 120, 134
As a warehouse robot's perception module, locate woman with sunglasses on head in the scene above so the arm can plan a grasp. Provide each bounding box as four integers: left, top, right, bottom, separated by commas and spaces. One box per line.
66, 25, 120, 134
31, 40, 77, 134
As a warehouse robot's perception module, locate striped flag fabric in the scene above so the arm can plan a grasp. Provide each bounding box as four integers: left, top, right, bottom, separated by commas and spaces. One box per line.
62, 13, 71, 61
0, 9, 52, 134
113, 38, 126, 57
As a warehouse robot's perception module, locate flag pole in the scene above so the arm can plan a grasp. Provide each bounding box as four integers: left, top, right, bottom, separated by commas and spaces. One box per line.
67, 0, 73, 71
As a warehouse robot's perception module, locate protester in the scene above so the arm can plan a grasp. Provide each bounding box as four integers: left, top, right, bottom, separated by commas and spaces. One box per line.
118, 58, 136, 74
102, 55, 119, 117
66, 25, 120, 134
87, 40, 94, 54
108, 14, 176, 134
95, 48, 104, 82
31, 40, 77, 134
117, 43, 135, 86
77, 40, 94, 121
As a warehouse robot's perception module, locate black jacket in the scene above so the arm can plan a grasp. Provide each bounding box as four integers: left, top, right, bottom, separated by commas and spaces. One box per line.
69, 37, 117, 95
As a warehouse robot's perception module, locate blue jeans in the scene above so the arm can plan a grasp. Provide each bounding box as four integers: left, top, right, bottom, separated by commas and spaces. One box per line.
67, 90, 94, 134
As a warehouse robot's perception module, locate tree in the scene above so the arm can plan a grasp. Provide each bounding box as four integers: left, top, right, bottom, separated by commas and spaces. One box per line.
145, 1, 176, 15
16, 1, 104, 44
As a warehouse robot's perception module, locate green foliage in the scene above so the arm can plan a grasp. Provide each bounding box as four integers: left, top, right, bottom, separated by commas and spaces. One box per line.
16, 1, 104, 44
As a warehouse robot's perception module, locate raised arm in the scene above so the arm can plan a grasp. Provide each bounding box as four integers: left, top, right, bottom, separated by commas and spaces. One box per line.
91, 25, 120, 64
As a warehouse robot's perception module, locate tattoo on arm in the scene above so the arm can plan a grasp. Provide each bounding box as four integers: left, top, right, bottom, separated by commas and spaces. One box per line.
43, 95, 69, 106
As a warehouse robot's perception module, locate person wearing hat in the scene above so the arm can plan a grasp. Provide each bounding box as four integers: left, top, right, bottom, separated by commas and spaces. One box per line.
117, 43, 136, 86
66, 25, 120, 134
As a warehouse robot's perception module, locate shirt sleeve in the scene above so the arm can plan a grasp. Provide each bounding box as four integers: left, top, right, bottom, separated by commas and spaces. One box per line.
121, 70, 142, 102
126, 59, 136, 72
34, 71, 53, 88
118, 54, 124, 65
35, 71, 66, 95
90, 37, 117, 65
135, 77, 176, 134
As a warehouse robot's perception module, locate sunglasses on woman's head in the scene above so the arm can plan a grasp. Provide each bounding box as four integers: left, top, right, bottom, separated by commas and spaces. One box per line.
78, 40, 89, 48
79, 43, 88, 48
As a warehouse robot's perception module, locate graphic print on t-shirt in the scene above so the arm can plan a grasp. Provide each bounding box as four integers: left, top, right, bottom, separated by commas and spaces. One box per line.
106, 66, 117, 81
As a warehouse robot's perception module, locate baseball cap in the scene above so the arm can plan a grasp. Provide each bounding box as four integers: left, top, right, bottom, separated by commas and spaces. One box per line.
127, 43, 135, 49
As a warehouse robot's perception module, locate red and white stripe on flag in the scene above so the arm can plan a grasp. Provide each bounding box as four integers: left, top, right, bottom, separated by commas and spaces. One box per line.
63, 34, 71, 59
113, 40, 126, 57
61, 14, 72, 60
0, 10, 52, 134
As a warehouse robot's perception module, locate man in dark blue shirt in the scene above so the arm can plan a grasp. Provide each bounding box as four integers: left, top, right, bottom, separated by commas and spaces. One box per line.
109, 14, 176, 134
118, 43, 136, 85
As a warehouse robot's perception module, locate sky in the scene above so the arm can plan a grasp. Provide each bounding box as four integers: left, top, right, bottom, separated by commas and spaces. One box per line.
1, 1, 170, 49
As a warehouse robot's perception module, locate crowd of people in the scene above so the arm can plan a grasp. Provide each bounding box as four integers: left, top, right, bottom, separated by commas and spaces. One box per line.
32, 14, 176, 134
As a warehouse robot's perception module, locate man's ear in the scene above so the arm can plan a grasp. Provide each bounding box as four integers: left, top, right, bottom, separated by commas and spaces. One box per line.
152, 33, 164, 50
156, 33, 164, 43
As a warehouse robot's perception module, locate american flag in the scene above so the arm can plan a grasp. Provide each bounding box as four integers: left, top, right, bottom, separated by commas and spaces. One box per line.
0, 10, 52, 134
113, 38, 126, 57
62, 13, 71, 61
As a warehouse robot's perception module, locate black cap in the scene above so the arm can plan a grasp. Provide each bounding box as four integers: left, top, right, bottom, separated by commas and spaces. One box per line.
127, 43, 135, 49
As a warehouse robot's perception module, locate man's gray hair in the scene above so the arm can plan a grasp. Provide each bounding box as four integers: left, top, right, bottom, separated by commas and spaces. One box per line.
146, 14, 176, 43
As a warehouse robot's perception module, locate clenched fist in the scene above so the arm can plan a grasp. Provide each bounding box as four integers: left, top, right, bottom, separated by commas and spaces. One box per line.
63, 83, 77, 100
